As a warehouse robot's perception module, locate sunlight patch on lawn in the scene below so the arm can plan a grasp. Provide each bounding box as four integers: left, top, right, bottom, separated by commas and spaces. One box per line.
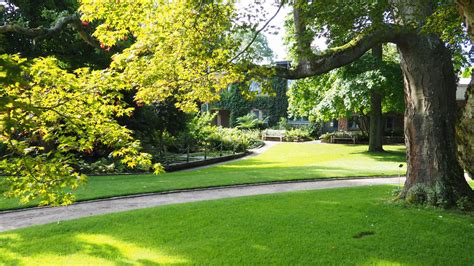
22, 254, 112, 266
363, 258, 403, 265
1, 233, 188, 265
75, 233, 188, 264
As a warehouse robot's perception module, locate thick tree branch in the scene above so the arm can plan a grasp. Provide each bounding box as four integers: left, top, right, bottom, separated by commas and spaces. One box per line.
293, 0, 313, 61
456, 0, 474, 40
0, 13, 80, 37
274, 25, 409, 79
0, 13, 99, 47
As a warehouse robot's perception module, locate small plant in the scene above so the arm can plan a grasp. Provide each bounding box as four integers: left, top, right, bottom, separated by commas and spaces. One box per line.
456, 196, 473, 211
285, 128, 312, 142
277, 117, 290, 130
307, 122, 323, 138
236, 113, 261, 130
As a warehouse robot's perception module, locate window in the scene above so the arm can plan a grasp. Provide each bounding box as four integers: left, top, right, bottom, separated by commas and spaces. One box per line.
348, 116, 359, 130
329, 119, 338, 128
252, 109, 260, 119
386, 117, 394, 130
249, 81, 261, 94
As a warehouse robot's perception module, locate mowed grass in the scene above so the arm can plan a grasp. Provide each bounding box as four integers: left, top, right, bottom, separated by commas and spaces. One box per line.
0, 143, 406, 211
1, 185, 473, 265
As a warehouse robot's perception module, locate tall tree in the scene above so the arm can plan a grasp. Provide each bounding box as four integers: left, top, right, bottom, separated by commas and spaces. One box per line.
288, 46, 404, 145
276, 0, 473, 207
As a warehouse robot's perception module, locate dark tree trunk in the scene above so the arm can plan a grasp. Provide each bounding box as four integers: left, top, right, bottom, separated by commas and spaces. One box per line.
368, 45, 384, 152
368, 91, 384, 152
357, 114, 369, 135
397, 33, 473, 206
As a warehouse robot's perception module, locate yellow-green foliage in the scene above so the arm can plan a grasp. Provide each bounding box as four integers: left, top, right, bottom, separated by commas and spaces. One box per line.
80, 0, 244, 112
1, 1, 248, 206
0, 55, 156, 206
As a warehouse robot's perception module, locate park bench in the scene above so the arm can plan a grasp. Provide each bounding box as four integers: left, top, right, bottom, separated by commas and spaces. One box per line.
330, 135, 357, 144
262, 129, 286, 142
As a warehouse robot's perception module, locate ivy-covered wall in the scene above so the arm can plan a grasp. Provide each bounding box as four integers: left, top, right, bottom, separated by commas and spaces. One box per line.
214, 77, 289, 127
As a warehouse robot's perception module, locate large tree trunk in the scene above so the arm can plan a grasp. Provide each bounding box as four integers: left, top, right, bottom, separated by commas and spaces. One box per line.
397, 33, 473, 206
368, 45, 384, 152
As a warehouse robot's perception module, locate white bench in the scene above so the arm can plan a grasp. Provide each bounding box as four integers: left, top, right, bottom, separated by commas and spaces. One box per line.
262, 130, 286, 142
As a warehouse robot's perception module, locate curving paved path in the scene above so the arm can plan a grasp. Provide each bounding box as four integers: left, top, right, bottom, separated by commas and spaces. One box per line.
0, 176, 405, 232
181, 141, 281, 171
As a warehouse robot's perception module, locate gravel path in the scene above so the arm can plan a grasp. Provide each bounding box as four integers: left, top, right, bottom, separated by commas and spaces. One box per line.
0, 176, 405, 232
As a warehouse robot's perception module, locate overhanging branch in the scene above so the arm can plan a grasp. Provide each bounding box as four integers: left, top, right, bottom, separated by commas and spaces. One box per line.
274, 24, 409, 79
456, 0, 474, 40
0, 13, 99, 47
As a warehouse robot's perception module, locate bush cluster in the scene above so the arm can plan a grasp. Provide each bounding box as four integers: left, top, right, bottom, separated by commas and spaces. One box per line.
285, 128, 312, 142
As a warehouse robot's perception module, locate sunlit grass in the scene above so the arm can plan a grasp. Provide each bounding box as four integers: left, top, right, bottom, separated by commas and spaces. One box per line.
0, 233, 187, 265
0, 143, 406, 211
1, 185, 473, 265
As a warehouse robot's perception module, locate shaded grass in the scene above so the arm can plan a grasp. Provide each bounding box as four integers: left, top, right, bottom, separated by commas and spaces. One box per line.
0, 143, 406, 211
1, 185, 473, 265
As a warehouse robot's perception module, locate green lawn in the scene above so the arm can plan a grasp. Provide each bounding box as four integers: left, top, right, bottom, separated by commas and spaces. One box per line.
1, 185, 473, 265
0, 143, 406, 211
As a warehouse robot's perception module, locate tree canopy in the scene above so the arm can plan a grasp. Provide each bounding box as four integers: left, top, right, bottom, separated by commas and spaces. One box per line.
288, 45, 404, 122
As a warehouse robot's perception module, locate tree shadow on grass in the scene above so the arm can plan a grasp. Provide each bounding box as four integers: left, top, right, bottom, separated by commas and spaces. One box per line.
349, 149, 406, 163
0, 231, 189, 265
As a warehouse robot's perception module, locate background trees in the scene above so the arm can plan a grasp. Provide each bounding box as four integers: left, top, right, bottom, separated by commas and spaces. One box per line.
288, 46, 404, 145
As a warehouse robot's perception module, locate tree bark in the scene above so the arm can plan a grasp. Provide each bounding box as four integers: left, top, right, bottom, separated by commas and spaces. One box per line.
457, 0, 474, 40
456, 0, 474, 179
368, 90, 384, 152
397, 33, 473, 206
0, 13, 99, 47
456, 73, 474, 178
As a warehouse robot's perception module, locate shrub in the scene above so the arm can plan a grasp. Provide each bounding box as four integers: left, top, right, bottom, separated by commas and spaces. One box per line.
236, 113, 265, 130
209, 128, 263, 152
0, 141, 6, 156
78, 158, 125, 174
307, 122, 323, 138
285, 128, 312, 142
277, 117, 290, 130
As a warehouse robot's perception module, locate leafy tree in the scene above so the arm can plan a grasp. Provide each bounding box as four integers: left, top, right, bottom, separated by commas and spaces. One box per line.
0, 0, 111, 69
288, 46, 404, 142
272, 0, 473, 207
78, 0, 246, 112
233, 31, 274, 64
0, 55, 157, 205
